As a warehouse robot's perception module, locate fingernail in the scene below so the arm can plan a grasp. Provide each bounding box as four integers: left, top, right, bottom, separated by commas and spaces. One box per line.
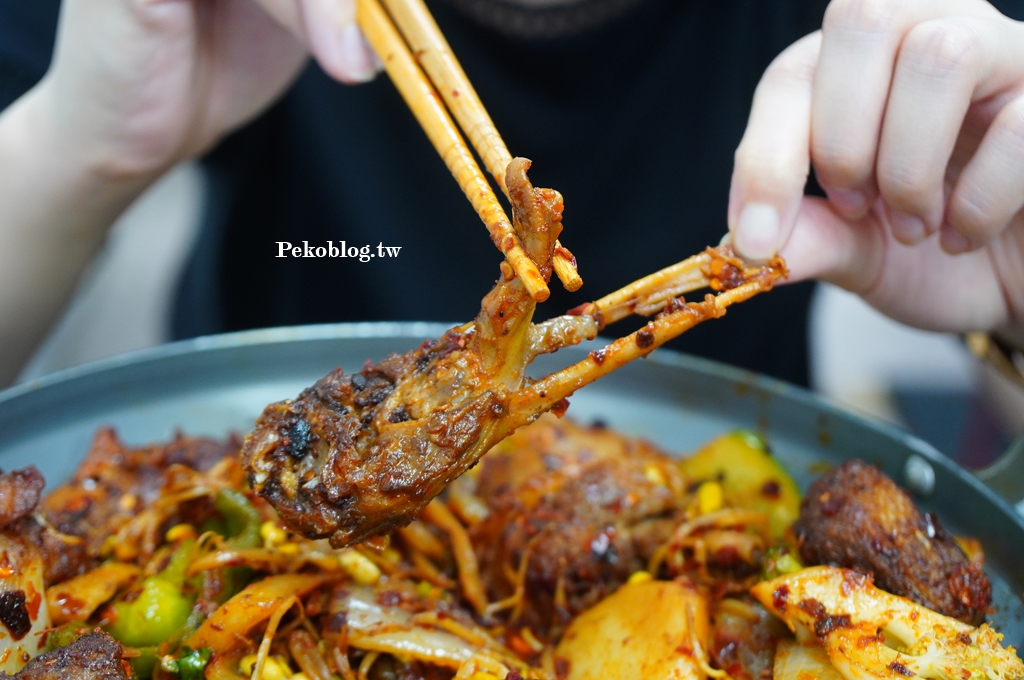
940, 223, 974, 255
826, 187, 867, 217
734, 202, 780, 262
338, 23, 377, 83
718, 232, 733, 246
886, 208, 927, 244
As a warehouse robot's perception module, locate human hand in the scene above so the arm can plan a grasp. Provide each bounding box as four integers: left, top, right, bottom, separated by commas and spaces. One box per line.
39, 0, 379, 182
728, 0, 1024, 332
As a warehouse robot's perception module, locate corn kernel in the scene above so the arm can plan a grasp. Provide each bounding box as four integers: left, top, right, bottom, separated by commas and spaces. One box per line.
644, 464, 667, 486
239, 655, 292, 680
113, 541, 138, 562
697, 481, 723, 514
260, 521, 287, 548
164, 523, 196, 542
239, 655, 257, 675
339, 549, 382, 585
627, 570, 653, 584
277, 542, 300, 556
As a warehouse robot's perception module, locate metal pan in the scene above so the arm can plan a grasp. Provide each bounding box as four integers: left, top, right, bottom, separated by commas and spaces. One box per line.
2, 322, 1022, 642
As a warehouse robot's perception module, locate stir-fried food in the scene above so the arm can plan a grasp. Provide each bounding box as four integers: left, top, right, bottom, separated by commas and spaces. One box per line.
0, 632, 130, 680
794, 460, 991, 624
1, 415, 1019, 680
242, 159, 786, 550
753, 567, 1024, 680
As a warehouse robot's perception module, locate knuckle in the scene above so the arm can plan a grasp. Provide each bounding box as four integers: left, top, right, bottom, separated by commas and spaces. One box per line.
998, 97, 1024, 149
811, 139, 871, 187
734, 145, 807, 194
761, 46, 817, 88
877, 162, 933, 211
823, 0, 903, 36
899, 20, 985, 80
950, 190, 998, 241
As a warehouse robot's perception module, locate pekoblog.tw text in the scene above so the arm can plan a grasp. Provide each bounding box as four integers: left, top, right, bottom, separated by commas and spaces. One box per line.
275, 241, 402, 263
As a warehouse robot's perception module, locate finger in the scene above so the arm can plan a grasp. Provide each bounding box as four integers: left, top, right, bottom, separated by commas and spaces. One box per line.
729, 32, 821, 264
782, 195, 1012, 331
252, 0, 378, 83
810, 0, 1000, 219
877, 16, 1018, 244
301, 0, 378, 83
944, 93, 1024, 253
251, 0, 305, 37
778, 196, 884, 293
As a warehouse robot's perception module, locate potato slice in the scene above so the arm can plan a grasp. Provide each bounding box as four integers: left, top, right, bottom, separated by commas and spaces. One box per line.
554, 579, 710, 680
679, 431, 800, 538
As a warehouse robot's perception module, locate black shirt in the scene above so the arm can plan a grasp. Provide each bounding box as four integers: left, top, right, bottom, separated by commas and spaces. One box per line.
176, 0, 827, 386
4, 0, 1020, 386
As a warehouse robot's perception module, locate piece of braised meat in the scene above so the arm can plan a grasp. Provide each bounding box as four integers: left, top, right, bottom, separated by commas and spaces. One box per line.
0, 632, 130, 680
39, 428, 238, 556
243, 159, 785, 549
793, 459, 990, 624
0, 468, 43, 529
0, 464, 90, 588
470, 416, 686, 630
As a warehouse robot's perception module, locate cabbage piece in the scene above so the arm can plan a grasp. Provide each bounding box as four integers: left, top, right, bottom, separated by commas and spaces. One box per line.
0, 533, 51, 673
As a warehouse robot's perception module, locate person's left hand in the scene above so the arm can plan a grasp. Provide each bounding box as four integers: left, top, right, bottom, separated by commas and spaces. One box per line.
728, 0, 1024, 333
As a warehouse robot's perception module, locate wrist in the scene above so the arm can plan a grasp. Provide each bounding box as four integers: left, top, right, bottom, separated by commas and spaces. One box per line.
32, 76, 172, 188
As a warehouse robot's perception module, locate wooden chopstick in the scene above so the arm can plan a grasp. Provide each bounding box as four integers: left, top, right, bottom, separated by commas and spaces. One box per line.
355, 0, 549, 302
377, 0, 583, 292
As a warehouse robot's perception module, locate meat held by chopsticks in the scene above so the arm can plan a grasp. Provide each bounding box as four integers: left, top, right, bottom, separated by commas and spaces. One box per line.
243, 158, 786, 548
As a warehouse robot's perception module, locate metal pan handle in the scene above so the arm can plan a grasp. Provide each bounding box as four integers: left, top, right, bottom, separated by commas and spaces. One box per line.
975, 433, 1024, 512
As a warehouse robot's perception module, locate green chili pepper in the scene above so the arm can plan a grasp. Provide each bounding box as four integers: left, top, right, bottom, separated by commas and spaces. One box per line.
106, 539, 197, 647
214, 489, 262, 549
45, 621, 89, 652
127, 646, 160, 679
160, 647, 212, 680
106, 576, 194, 647
762, 545, 803, 581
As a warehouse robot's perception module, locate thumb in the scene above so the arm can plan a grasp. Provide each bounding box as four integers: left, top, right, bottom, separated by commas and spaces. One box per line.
780, 196, 884, 293
729, 32, 820, 263
253, 0, 379, 84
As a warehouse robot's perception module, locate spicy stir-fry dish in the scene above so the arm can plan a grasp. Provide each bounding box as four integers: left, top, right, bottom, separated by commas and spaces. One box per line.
1, 415, 1022, 680
242, 159, 785, 551
1, 161, 1020, 680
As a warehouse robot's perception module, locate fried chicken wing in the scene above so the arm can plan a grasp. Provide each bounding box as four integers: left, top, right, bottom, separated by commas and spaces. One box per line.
793, 460, 991, 624
243, 159, 785, 549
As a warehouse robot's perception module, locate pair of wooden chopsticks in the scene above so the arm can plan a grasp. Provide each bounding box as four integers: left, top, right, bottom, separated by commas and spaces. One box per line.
355, 0, 582, 302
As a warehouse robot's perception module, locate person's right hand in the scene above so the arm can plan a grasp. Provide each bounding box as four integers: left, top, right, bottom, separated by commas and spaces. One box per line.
727, 0, 1024, 335
40, 0, 380, 182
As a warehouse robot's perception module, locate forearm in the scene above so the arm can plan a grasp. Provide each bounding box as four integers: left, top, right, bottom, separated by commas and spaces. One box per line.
0, 81, 158, 386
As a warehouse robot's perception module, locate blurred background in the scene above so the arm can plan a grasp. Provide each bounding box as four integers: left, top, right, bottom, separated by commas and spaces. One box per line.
19, 163, 1024, 471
